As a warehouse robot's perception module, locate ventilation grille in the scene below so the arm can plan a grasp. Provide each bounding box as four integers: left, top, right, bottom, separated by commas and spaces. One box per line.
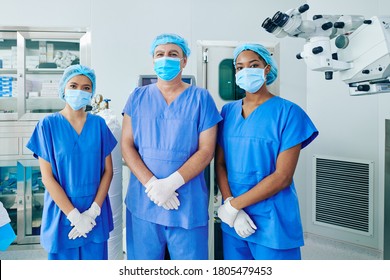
313, 155, 373, 235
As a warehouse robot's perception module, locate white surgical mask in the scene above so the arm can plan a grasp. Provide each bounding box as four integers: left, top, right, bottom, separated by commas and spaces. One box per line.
235, 68, 266, 93
64, 89, 92, 111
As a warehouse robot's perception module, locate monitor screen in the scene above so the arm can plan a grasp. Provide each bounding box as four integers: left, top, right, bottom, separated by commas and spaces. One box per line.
139, 75, 196, 86
140, 77, 158, 86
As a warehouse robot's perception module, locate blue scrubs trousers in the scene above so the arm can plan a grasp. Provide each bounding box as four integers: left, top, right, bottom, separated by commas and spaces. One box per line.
126, 209, 208, 260
48, 241, 108, 260
222, 232, 301, 260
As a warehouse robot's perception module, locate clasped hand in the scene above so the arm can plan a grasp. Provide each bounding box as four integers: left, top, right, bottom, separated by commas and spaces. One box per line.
234, 210, 257, 238
67, 202, 101, 239
145, 172, 184, 210
218, 197, 257, 238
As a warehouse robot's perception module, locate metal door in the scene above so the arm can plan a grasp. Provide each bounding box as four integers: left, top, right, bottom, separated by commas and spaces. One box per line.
16, 159, 43, 244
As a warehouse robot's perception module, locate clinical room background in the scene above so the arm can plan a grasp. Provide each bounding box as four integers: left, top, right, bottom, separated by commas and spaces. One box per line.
1, 0, 389, 259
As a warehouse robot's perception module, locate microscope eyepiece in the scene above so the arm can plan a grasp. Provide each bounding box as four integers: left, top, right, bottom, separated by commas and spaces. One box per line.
272, 11, 290, 27
262, 17, 278, 33
298, 4, 309, 14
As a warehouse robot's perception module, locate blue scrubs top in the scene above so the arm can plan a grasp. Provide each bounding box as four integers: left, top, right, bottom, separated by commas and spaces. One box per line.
26, 112, 117, 253
123, 84, 222, 229
218, 97, 318, 249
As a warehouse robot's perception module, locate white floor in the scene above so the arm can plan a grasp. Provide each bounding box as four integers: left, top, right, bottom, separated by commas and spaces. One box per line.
301, 233, 383, 260
0, 233, 383, 260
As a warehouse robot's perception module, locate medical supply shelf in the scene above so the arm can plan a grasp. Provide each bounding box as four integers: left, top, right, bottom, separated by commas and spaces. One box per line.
0, 27, 91, 121
0, 27, 91, 245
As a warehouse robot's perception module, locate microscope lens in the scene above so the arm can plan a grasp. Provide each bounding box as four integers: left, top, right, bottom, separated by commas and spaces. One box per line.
272, 11, 290, 27
262, 18, 278, 33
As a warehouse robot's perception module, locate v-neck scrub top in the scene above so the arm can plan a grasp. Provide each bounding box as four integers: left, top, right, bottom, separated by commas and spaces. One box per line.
26, 112, 117, 253
123, 84, 222, 229
218, 97, 318, 249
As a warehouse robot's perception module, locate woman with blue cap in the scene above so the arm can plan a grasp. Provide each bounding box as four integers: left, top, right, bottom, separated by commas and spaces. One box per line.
122, 33, 222, 260
26, 64, 117, 259
216, 43, 319, 260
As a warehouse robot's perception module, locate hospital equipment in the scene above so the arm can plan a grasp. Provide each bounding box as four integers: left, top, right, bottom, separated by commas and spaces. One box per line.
92, 93, 123, 260
262, 4, 390, 96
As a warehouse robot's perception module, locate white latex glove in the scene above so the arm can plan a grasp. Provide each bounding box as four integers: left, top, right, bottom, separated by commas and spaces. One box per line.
144, 176, 158, 189
145, 171, 185, 206
145, 175, 180, 209
217, 198, 239, 227
83, 202, 101, 220
161, 192, 180, 210
67, 208, 96, 239
234, 210, 257, 238
68, 202, 101, 239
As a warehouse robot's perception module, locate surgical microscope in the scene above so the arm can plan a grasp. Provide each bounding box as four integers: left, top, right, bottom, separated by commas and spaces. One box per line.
262, 4, 390, 96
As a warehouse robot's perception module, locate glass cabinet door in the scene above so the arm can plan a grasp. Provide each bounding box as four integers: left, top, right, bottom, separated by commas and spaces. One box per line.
17, 31, 90, 120
0, 160, 18, 244
0, 32, 18, 121
16, 159, 43, 244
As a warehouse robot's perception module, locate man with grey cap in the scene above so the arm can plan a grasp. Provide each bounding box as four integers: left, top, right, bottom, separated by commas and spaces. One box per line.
122, 33, 222, 260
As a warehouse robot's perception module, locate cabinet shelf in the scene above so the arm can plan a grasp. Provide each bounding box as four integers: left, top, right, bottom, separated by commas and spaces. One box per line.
0, 68, 17, 75
0, 27, 90, 121
0, 112, 17, 121
26, 68, 64, 74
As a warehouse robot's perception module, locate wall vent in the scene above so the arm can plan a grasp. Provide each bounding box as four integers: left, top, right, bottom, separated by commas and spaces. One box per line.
313, 155, 374, 236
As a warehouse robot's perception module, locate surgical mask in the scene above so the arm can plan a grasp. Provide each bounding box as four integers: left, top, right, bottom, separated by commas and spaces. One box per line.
64, 89, 92, 111
154, 57, 182, 81
235, 68, 266, 93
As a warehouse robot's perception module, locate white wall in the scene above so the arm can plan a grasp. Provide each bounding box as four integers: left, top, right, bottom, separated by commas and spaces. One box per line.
90, 0, 307, 116
0, 0, 92, 27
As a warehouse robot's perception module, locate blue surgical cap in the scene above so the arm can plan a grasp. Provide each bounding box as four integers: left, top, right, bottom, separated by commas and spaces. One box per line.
233, 43, 278, 85
58, 64, 96, 101
149, 33, 191, 57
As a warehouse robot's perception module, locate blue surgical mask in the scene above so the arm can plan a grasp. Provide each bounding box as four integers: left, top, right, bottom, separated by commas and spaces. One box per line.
64, 89, 92, 111
235, 68, 266, 93
154, 57, 182, 81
